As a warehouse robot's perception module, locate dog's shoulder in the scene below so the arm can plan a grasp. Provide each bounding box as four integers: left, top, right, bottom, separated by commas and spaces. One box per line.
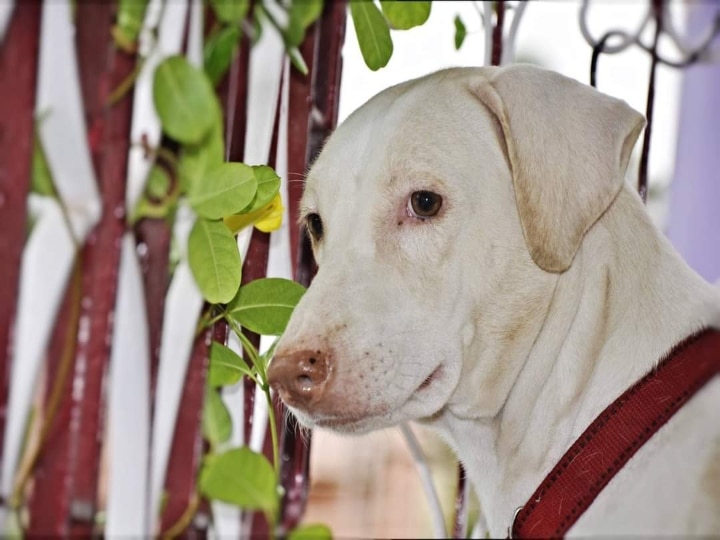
572, 376, 720, 535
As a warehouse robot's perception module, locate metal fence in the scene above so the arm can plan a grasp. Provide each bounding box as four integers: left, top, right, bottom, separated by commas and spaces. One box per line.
0, 0, 344, 536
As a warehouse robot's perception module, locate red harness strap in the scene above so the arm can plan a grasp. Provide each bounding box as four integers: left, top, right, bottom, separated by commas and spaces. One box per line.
511, 328, 720, 538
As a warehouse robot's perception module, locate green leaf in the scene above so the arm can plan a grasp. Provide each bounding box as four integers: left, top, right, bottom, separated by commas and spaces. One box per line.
31, 134, 56, 197
129, 165, 176, 224
146, 165, 171, 199
380, 1, 430, 30
153, 55, 216, 145
350, 1, 393, 71
286, 0, 324, 47
209, 341, 254, 386
202, 452, 221, 471
210, 0, 250, 23
288, 523, 333, 540
188, 219, 242, 304
240, 165, 281, 214
227, 278, 306, 336
178, 104, 225, 194
202, 388, 232, 447
113, 0, 149, 51
189, 162, 257, 220
204, 25, 241, 87
454, 14, 466, 50
252, 4, 264, 44
200, 447, 278, 514
287, 46, 309, 75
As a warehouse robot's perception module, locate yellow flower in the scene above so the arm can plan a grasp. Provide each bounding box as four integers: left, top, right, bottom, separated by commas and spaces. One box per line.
223, 193, 284, 234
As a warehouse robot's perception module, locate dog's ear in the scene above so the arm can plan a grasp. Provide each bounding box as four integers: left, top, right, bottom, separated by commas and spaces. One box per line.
472, 64, 645, 273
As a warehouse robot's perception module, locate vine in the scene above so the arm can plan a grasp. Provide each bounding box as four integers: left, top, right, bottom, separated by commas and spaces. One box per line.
115, 0, 326, 538
110, 0, 441, 538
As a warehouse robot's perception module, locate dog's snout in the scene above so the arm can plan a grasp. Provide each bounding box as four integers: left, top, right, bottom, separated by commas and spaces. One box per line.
268, 349, 332, 410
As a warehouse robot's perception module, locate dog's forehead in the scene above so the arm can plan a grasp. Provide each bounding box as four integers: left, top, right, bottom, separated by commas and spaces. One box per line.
303, 68, 494, 207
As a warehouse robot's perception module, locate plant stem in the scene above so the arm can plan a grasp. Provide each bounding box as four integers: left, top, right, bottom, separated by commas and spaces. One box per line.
11, 254, 83, 507
204, 311, 228, 331
161, 492, 200, 539
226, 317, 264, 377
264, 386, 281, 479
106, 57, 146, 107
225, 316, 281, 533
154, 146, 179, 172
195, 307, 224, 337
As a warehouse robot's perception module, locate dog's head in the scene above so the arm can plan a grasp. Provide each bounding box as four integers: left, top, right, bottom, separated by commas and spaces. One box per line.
268, 65, 644, 432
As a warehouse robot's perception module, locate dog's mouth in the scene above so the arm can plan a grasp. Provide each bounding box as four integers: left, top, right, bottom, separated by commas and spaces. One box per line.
416, 365, 443, 392
286, 363, 449, 434
315, 415, 373, 432
310, 409, 392, 434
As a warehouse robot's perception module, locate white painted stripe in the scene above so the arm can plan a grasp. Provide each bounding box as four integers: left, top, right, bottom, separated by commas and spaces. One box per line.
266, 57, 293, 283
242, 4, 285, 166
35, 0, 101, 242
1, 198, 75, 502
125, 0, 188, 213
105, 235, 151, 537
186, 0, 204, 69
148, 260, 204, 535
0, 0, 14, 44
2, 0, 102, 520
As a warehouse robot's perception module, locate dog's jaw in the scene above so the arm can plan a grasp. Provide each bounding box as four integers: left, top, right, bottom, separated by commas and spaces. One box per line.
284, 359, 458, 435
273, 292, 467, 433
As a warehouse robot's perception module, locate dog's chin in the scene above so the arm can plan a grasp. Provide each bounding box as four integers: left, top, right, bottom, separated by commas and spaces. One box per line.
284, 363, 457, 435
285, 407, 389, 435
315, 413, 393, 435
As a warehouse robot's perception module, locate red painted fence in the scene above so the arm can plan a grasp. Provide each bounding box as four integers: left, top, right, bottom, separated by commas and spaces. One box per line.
0, 0, 346, 536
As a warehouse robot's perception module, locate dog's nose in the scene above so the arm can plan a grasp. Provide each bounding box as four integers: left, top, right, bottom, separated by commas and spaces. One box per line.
267, 349, 331, 410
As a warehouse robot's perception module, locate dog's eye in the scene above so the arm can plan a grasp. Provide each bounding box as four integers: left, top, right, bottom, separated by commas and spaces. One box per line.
409, 191, 443, 219
306, 213, 324, 240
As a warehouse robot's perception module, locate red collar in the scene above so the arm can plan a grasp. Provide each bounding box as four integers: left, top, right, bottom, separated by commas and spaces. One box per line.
511, 328, 720, 538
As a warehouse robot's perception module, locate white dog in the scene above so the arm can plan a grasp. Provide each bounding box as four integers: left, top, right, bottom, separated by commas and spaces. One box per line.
268, 65, 720, 536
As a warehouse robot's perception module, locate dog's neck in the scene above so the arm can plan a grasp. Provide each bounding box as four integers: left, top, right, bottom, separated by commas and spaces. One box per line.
427, 188, 720, 536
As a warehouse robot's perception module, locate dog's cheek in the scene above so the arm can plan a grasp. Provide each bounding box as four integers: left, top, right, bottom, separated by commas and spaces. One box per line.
384, 220, 457, 283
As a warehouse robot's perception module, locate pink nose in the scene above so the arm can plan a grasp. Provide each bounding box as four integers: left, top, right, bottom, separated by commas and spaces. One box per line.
267, 349, 332, 411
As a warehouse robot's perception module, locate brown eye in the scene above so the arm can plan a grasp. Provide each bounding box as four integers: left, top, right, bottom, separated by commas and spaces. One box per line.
306, 213, 324, 240
409, 191, 443, 218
